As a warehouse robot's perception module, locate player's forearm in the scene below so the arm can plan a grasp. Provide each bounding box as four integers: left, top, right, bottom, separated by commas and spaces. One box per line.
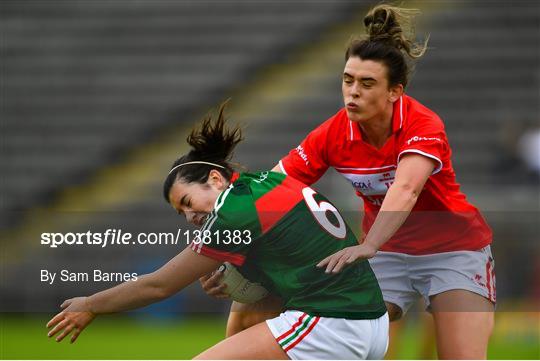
364, 182, 419, 250
86, 273, 169, 314
74, 248, 220, 315
85, 248, 209, 314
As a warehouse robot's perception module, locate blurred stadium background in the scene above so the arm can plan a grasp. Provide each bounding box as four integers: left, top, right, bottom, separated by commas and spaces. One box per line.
1, 0, 538, 359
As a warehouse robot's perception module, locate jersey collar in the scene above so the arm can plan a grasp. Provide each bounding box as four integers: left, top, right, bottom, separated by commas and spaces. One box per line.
393, 95, 405, 133
348, 96, 405, 142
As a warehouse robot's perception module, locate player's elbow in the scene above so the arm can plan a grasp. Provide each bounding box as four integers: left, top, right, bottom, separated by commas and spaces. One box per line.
392, 181, 421, 204
142, 273, 175, 301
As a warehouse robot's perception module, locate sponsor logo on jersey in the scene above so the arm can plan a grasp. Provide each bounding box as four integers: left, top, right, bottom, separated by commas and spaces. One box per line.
406, 135, 441, 145
253, 171, 269, 183
295, 145, 309, 166
352, 180, 373, 190
341, 169, 397, 197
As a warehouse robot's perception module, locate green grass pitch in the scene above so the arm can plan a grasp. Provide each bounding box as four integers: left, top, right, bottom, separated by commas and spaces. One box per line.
1, 313, 538, 359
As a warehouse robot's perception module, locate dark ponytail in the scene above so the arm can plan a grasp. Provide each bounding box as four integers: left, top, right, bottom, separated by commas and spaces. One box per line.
163, 101, 243, 203
346, 4, 429, 88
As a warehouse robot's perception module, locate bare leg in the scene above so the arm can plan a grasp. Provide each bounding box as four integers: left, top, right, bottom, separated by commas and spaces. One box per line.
384, 301, 404, 359
430, 290, 494, 359
385, 317, 404, 359
417, 311, 436, 359
226, 296, 283, 337
386, 301, 403, 321
195, 321, 288, 360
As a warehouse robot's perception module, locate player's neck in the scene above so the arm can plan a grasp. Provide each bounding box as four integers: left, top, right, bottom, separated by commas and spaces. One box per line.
358, 110, 393, 149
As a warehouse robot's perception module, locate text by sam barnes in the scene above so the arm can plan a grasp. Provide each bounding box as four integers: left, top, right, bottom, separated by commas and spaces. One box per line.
41, 269, 138, 284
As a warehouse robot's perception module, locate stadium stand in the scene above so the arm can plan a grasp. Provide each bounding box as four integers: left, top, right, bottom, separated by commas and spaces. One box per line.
1, 0, 357, 224
1, 0, 538, 313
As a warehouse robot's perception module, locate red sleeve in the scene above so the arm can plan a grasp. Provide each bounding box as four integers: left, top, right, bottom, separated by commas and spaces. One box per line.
279, 119, 331, 185
398, 116, 447, 174
190, 241, 246, 266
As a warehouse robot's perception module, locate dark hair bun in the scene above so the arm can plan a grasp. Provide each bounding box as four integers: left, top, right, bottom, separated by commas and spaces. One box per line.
363, 4, 428, 59
364, 6, 397, 40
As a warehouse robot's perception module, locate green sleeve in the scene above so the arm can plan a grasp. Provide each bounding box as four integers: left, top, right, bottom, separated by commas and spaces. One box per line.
189, 184, 262, 266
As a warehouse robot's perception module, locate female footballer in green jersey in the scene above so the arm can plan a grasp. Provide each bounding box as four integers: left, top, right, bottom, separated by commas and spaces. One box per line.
47, 102, 388, 360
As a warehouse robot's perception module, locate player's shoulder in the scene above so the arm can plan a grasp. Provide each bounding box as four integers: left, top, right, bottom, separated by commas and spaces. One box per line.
204, 174, 261, 229
206, 171, 291, 233
219, 171, 287, 205
214, 175, 253, 211
403, 95, 445, 129
325, 108, 349, 129
234, 171, 287, 196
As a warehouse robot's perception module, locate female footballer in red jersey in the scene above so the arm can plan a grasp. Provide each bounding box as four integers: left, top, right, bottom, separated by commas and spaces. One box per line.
271, 4, 496, 359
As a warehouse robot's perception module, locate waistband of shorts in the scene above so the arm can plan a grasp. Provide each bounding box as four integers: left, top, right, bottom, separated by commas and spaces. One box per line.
290, 307, 387, 320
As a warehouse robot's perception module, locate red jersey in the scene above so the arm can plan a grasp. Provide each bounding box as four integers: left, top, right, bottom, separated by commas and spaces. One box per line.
280, 95, 492, 255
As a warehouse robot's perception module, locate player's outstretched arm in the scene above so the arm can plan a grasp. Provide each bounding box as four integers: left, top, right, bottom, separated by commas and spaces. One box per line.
46, 247, 221, 343
318, 154, 435, 273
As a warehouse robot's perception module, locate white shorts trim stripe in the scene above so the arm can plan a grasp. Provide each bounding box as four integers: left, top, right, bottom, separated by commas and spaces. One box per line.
277, 314, 319, 351
266, 311, 389, 360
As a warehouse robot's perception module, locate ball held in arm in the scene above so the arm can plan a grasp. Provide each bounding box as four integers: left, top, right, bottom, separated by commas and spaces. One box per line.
218, 262, 269, 303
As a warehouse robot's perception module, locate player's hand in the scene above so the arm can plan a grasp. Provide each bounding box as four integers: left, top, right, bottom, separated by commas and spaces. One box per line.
316, 244, 377, 274
199, 269, 229, 299
46, 297, 95, 343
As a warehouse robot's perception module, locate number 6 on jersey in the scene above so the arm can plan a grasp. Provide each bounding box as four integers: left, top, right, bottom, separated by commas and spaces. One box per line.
302, 187, 346, 239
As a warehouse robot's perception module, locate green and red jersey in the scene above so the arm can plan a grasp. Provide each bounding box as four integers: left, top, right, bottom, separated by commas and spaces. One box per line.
190, 171, 386, 319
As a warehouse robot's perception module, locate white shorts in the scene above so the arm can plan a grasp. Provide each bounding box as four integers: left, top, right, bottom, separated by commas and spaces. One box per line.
266, 311, 389, 360
368, 245, 496, 314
